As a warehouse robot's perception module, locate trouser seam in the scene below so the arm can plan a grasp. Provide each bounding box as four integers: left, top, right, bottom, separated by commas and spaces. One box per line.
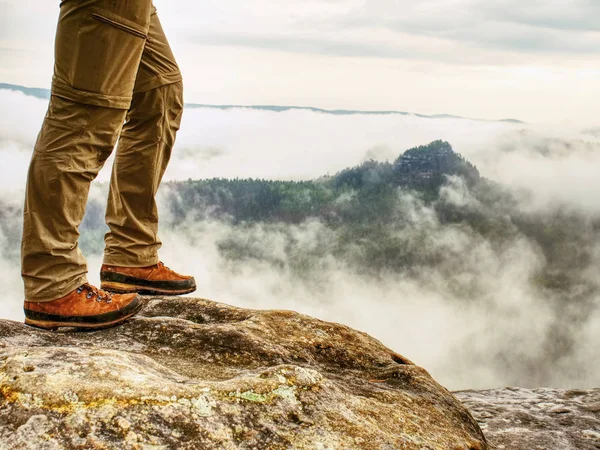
52, 80, 132, 110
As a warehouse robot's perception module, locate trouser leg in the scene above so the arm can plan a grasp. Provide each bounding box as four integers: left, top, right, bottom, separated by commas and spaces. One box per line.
103, 81, 183, 266
21, 0, 153, 302
104, 11, 183, 267
21, 99, 127, 302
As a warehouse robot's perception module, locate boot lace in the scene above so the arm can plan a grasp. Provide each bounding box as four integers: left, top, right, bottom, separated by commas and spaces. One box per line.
76, 284, 113, 304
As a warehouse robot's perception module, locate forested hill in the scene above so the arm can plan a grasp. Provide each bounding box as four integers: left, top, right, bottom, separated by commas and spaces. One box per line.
0, 140, 596, 305
165, 140, 483, 224
159, 140, 597, 299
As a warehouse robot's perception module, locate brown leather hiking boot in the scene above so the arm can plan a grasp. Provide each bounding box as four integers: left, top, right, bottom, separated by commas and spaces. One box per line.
24, 284, 143, 330
100, 262, 196, 296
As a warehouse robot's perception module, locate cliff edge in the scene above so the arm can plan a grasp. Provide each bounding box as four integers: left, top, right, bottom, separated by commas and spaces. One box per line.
0, 296, 487, 449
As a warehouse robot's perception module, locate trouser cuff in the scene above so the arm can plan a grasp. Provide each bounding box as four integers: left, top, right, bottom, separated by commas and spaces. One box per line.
102, 254, 160, 268
25, 275, 89, 303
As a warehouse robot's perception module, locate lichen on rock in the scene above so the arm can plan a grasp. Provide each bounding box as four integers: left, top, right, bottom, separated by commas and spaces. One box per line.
0, 296, 488, 449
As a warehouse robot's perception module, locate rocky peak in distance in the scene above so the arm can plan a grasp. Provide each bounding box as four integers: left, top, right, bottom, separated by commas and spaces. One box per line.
394, 140, 481, 188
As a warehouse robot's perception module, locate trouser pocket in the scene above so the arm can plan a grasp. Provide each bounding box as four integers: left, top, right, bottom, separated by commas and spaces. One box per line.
53, 5, 150, 109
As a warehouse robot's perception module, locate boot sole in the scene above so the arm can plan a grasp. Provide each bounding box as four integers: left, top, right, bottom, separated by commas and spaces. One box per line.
100, 281, 196, 296
24, 297, 144, 331
100, 272, 196, 296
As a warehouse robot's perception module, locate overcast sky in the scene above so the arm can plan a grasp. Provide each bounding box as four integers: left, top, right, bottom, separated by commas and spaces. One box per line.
1, 0, 599, 125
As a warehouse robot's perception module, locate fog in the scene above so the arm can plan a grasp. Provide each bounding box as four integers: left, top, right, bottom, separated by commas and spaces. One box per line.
0, 88, 598, 390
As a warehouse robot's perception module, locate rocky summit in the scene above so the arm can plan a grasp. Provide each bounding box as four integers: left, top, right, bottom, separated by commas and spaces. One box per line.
0, 296, 487, 450
393, 140, 480, 188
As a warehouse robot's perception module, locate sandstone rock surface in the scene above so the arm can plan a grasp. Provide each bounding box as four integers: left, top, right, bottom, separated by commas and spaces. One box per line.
456, 388, 600, 450
0, 297, 487, 449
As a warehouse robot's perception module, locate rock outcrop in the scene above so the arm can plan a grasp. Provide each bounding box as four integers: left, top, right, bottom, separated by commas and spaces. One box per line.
457, 388, 600, 450
393, 140, 480, 188
0, 297, 488, 449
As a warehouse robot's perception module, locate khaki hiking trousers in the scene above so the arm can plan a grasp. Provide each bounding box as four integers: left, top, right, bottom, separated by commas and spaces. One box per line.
22, 0, 183, 302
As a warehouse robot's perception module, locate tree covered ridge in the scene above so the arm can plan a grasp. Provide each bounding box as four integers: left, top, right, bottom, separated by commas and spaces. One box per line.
165, 140, 483, 224
0, 140, 596, 306
159, 140, 598, 301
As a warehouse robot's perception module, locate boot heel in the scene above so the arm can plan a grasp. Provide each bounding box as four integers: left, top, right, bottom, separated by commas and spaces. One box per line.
100, 281, 139, 293
24, 318, 59, 331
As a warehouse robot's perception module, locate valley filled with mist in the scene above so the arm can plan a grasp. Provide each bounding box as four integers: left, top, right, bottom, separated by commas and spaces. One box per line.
1, 86, 598, 391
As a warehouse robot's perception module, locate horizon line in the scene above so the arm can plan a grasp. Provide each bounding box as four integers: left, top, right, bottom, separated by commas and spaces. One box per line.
0, 82, 524, 124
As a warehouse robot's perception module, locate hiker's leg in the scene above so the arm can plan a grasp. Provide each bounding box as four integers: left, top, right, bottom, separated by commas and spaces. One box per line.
103, 9, 184, 267
21, 0, 152, 302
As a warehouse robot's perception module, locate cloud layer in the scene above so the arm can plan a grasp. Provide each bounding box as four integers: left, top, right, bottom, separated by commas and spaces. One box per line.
0, 89, 598, 390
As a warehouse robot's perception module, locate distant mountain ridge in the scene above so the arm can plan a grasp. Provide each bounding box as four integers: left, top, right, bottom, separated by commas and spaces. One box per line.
0, 82, 523, 122
0, 83, 50, 100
